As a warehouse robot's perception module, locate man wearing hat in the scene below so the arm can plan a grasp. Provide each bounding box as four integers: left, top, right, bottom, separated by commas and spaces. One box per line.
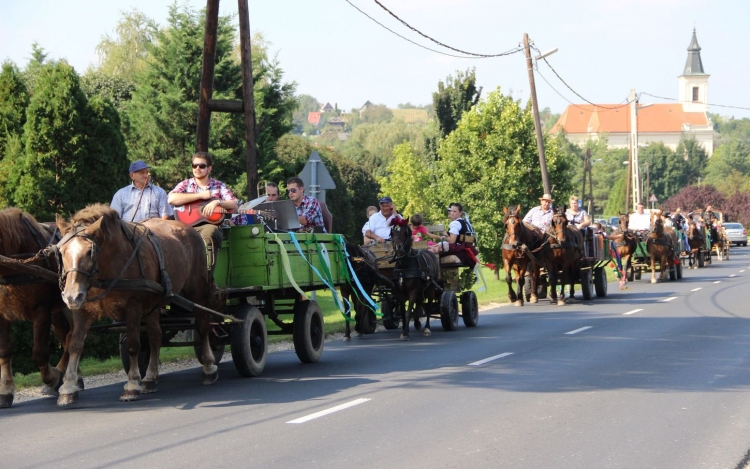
110, 160, 171, 222
523, 193, 555, 232
364, 196, 398, 243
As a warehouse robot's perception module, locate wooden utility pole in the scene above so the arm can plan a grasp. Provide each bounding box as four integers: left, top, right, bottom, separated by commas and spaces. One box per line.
195, 0, 259, 199
582, 148, 594, 215
523, 33, 551, 196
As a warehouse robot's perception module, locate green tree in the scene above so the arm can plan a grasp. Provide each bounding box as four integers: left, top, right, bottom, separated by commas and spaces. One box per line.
21, 42, 51, 94
360, 104, 393, 124
80, 72, 136, 110
433, 88, 575, 272
94, 9, 154, 82
432, 68, 480, 137
705, 139, 750, 195
11, 61, 128, 219
0, 61, 29, 152
338, 120, 428, 177
378, 142, 433, 218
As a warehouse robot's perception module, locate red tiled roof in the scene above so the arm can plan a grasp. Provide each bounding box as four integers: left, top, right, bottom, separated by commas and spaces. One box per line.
551, 104, 708, 134
308, 111, 321, 125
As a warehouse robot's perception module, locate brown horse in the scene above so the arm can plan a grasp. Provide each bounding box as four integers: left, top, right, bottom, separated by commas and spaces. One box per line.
0, 208, 78, 408
647, 213, 678, 283
613, 213, 638, 282
390, 218, 439, 340
502, 205, 545, 306
56, 204, 214, 406
715, 223, 729, 261
685, 219, 704, 269
341, 242, 393, 340
542, 209, 583, 305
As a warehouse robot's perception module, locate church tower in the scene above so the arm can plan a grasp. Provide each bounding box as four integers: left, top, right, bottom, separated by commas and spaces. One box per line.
678, 28, 709, 113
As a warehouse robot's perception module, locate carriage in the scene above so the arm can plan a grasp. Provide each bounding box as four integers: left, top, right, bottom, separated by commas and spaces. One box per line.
363, 225, 479, 334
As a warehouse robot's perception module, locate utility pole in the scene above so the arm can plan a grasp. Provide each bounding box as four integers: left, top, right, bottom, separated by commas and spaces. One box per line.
629, 89, 641, 209
523, 33, 551, 196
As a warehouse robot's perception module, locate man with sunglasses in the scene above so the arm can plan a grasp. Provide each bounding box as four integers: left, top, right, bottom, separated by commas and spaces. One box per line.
286, 177, 325, 232
168, 152, 238, 269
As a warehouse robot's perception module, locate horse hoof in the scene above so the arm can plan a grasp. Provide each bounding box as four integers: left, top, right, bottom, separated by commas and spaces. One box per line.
41, 384, 58, 397
529, 296, 538, 304
119, 390, 140, 402
513, 300, 523, 307
202, 370, 219, 385
423, 328, 431, 337
651, 278, 657, 284
400, 334, 410, 341
356, 332, 364, 338
57, 392, 78, 407
343, 336, 351, 342
557, 299, 566, 306
0, 394, 13, 408
141, 380, 158, 394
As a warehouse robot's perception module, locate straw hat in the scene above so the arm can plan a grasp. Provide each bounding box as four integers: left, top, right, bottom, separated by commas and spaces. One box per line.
539, 193, 554, 202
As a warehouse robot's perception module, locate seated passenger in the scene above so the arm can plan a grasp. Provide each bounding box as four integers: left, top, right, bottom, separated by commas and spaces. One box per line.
361, 206, 378, 245
410, 213, 442, 244
428, 203, 479, 267
628, 202, 651, 232
364, 197, 398, 243
523, 193, 554, 232
565, 195, 591, 231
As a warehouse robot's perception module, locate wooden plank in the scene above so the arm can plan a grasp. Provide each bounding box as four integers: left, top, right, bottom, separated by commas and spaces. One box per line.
195, 0, 220, 153
238, 0, 259, 199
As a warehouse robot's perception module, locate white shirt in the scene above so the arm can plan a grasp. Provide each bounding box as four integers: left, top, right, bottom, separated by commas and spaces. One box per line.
629, 211, 651, 231
362, 211, 396, 239
448, 219, 462, 236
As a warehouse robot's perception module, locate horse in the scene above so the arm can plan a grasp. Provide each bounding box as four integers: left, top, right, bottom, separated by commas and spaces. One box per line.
613, 213, 638, 283
715, 223, 729, 261
56, 204, 215, 406
647, 213, 678, 283
502, 205, 545, 306
685, 219, 704, 269
0, 208, 80, 408
389, 217, 440, 340
541, 209, 583, 305
341, 242, 394, 340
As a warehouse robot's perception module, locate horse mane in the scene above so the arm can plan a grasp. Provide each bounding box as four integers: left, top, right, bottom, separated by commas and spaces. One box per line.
66, 204, 122, 241
0, 208, 35, 254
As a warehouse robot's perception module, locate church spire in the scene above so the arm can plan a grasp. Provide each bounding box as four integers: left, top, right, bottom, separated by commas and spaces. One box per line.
683, 28, 706, 75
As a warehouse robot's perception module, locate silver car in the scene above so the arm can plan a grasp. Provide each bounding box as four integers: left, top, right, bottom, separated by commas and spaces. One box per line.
723, 222, 747, 246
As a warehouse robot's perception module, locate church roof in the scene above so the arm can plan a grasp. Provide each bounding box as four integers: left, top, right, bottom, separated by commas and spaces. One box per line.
551, 103, 708, 134
682, 28, 707, 76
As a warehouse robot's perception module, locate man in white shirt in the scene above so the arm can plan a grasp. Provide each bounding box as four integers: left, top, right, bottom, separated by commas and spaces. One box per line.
364, 196, 398, 243
628, 202, 651, 231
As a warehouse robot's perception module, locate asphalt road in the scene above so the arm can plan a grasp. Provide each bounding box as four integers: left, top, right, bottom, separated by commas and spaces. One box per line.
5, 250, 750, 469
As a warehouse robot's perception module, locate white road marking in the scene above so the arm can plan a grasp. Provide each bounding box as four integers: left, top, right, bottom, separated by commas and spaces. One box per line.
468, 352, 514, 366
729, 274, 737, 277
286, 398, 371, 424
623, 309, 643, 315
713, 281, 722, 284
565, 326, 593, 335
662, 297, 677, 302
741, 270, 746, 273
691, 287, 703, 292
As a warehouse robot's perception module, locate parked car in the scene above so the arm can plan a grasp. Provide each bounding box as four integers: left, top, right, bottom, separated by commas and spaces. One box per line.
608, 216, 620, 231
723, 223, 747, 246
594, 218, 611, 233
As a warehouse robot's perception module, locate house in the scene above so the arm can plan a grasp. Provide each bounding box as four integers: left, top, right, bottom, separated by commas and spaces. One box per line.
320, 102, 334, 113
326, 117, 345, 129
307, 111, 321, 126
551, 29, 715, 156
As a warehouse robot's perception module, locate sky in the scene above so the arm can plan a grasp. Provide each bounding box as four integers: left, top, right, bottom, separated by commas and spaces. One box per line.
2, 0, 749, 119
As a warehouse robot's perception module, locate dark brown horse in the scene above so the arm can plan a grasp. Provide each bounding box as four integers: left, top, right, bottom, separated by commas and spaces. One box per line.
685, 219, 704, 269
613, 213, 638, 282
502, 205, 545, 306
542, 209, 583, 305
647, 213, 678, 283
390, 218, 439, 340
0, 208, 77, 408
341, 242, 393, 340
56, 204, 214, 406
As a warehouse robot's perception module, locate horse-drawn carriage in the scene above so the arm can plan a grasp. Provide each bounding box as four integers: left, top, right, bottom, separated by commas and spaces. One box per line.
362, 223, 479, 339
624, 211, 683, 282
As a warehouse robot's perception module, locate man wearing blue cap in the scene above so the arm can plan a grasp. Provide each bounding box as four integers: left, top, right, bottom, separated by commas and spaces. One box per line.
364, 196, 398, 243
110, 160, 171, 222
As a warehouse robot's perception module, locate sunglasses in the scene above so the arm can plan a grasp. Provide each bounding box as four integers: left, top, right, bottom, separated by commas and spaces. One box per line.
286, 188, 298, 194
192, 163, 208, 169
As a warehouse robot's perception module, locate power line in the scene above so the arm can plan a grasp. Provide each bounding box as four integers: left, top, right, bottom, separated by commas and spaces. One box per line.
539, 56, 632, 110
640, 92, 750, 112
536, 67, 634, 114
343, 0, 483, 59
371, 0, 523, 58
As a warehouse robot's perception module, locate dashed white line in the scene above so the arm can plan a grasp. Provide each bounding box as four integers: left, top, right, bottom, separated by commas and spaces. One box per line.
713, 281, 722, 284
729, 274, 737, 278
691, 287, 703, 292
623, 309, 643, 315
662, 297, 678, 302
565, 326, 593, 335
468, 352, 514, 366
286, 398, 371, 424
741, 270, 746, 273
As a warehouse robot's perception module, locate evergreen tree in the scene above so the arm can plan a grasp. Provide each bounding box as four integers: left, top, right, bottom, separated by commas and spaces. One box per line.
0, 61, 29, 152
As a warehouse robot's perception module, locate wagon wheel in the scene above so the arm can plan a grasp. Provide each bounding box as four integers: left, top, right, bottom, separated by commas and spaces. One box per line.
229, 305, 267, 377
293, 300, 325, 364
634, 268, 642, 280
381, 297, 399, 330
536, 274, 548, 299
697, 250, 705, 268
676, 260, 683, 279
669, 261, 677, 281
460, 291, 479, 327
119, 332, 149, 379
594, 266, 608, 298
357, 303, 378, 334
193, 326, 226, 366
439, 291, 459, 331
580, 268, 594, 300
627, 266, 635, 282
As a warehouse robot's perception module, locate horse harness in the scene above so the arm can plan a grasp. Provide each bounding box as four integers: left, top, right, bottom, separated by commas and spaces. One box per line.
54, 220, 172, 302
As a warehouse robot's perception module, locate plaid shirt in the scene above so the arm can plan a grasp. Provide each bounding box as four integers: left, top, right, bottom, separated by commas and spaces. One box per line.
523, 206, 553, 232
170, 177, 237, 203
296, 195, 325, 232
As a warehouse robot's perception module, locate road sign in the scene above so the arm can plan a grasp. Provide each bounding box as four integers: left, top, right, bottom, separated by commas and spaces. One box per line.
299, 150, 336, 202
649, 194, 658, 203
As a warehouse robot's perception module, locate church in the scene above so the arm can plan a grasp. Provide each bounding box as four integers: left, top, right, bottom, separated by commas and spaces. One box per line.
551, 29, 715, 156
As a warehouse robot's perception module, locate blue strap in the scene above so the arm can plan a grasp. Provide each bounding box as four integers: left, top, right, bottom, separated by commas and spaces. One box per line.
339, 236, 381, 317
288, 232, 347, 316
